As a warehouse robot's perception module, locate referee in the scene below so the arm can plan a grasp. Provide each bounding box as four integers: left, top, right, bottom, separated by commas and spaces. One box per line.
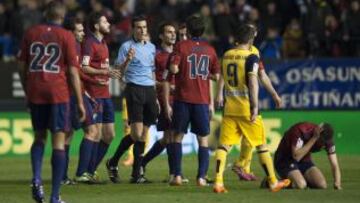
106, 15, 158, 184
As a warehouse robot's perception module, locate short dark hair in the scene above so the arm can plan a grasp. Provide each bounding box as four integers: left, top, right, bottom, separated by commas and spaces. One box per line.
44, 1, 66, 21
234, 24, 257, 44
64, 17, 83, 31
131, 15, 147, 28
321, 123, 334, 143
158, 21, 176, 35
87, 12, 103, 32
186, 15, 205, 37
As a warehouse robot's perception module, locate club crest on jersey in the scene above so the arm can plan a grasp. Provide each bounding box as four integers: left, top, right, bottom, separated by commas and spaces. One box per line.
295, 138, 304, 149
82, 56, 90, 66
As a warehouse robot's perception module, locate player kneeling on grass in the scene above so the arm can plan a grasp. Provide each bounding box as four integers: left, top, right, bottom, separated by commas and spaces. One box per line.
213, 24, 290, 193
274, 122, 342, 190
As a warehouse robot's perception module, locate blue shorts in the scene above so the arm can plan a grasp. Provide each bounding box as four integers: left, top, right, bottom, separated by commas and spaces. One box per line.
172, 101, 210, 136
95, 98, 114, 124
70, 95, 96, 130
275, 159, 315, 179
29, 102, 71, 133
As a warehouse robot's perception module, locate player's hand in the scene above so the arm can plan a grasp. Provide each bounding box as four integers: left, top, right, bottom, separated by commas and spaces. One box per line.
96, 79, 109, 86
126, 47, 135, 62
334, 182, 342, 190
109, 69, 122, 79
209, 104, 214, 120
215, 94, 224, 109
313, 125, 323, 139
273, 94, 282, 108
250, 107, 258, 123
77, 103, 86, 122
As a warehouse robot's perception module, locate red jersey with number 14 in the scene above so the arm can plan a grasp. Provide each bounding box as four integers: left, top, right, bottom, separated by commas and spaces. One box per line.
18, 24, 79, 104
170, 39, 220, 104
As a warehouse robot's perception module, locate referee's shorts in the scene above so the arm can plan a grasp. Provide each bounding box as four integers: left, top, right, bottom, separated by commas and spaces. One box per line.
124, 83, 159, 126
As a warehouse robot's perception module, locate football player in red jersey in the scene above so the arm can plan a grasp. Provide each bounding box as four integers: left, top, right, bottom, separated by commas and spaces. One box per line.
63, 17, 107, 185
81, 12, 120, 182
165, 15, 220, 186
274, 122, 342, 190
17, 2, 85, 203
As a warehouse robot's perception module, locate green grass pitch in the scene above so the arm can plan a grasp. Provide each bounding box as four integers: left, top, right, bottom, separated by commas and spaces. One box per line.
0, 154, 359, 203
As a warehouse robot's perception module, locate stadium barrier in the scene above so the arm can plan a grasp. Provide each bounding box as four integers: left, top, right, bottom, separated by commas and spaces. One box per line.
0, 111, 359, 157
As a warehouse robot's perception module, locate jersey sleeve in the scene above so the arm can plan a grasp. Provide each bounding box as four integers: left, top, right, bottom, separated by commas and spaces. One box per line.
210, 50, 220, 75
64, 32, 79, 68
245, 54, 260, 76
115, 42, 129, 65
81, 39, 94, 67
325, 139, 336, 155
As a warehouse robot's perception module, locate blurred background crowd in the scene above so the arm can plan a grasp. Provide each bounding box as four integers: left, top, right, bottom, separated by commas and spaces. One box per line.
0, 0, 359, 62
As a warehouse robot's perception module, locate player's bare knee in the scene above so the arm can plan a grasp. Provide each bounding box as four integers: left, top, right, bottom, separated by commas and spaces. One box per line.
84, 125, 98, 140
317, 180, 327, 189
294, 180, 307, 189
197, 136, 208, 147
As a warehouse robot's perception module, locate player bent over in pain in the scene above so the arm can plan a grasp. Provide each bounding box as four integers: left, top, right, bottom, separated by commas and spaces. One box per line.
274, 122, 342, 190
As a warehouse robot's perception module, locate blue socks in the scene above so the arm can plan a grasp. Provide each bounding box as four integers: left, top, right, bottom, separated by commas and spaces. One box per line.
166, 144, 175, 175
142, 140, 165, 168
197, 146, 209, 179
31, 141, 45, 183
88, 141, 99, 174
94, 140, 109, 169
110, 135, 134, 166
51, 149, 65, 200
76, 138, 94, 176
63, 145, 70, 180
173, 143, 182, 177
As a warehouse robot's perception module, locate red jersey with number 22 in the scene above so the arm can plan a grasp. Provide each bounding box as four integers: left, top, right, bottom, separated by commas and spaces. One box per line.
18, 24, 78, 104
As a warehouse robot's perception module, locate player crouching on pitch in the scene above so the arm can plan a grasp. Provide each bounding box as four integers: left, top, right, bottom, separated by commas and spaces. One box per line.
274, 122, 342, 190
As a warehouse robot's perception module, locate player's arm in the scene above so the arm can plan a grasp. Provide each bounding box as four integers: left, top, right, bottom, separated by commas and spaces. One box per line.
291, 126, 322, 161
215, 74, 224, 108
69, 65, 86, 121
258, 64, 281, 108
79, 69, 108, 86
328, 153, 342, 190
326, 143, 342, 190
17, 60, 28, 97
114, 43, 135, 75
67, 34, 86, 121
246, 55, 260, 123
163, 80, 172, 121
209, 52, 220, 81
